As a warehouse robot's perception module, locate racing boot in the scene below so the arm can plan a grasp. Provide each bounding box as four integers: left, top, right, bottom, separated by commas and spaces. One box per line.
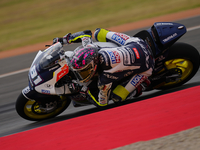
130, 78, 151, 98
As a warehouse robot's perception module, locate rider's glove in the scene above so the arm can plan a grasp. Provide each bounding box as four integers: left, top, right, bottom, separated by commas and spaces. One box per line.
63, 33, 72, 44
52, 33, 72, 45
98, 82, 112, 105
68, 83, 81, 93
53, 30, 92, 45
68, 30, 92, 43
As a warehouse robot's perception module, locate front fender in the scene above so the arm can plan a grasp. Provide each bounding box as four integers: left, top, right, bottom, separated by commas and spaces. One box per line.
22, 86, 59, 101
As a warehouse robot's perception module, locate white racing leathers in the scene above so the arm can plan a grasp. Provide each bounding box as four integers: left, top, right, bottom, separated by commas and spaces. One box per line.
96, 31, 155, 105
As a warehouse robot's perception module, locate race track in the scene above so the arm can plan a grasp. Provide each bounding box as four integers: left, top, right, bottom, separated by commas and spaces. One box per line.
0, 16, 200, 138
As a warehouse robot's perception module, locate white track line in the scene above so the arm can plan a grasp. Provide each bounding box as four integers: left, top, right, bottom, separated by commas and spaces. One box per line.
187, 25, 200, 31
0, 25, 200, 79
0, 68, 29, 79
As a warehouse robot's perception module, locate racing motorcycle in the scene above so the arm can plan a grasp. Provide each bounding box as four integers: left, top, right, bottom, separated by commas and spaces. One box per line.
16, 22, 200, 121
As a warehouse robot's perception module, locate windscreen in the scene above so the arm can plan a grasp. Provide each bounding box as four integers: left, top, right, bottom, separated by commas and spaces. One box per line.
40, 43, 64, 69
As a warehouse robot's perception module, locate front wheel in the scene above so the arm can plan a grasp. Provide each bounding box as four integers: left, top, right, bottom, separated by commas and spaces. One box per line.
158, 42, 200, 89
15, 93, 71, 121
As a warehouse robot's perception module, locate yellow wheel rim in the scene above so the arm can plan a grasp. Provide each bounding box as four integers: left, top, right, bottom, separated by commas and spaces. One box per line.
163, 58, 193, 86
24, 96, 68, 120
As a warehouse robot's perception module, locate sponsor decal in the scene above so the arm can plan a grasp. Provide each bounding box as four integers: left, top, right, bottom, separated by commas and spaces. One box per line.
130, 75, 146, 87
103, 73, 118, 80
41, 89, 50, 95
29, 65, 42, 85
100, 97, 106, 104
56, 64, 69, 81
115, 33, 129, 40
111, 33, 129, 45
133, 48, 140, 59
107, 51, 116, 64
163, 33, 177, 43
156, 22, 173, 26
113, 51, 120, 63
22, 86, 30, 95
107, 50, 120, 64
30, 65, 37, 79
124, 71, 134, 77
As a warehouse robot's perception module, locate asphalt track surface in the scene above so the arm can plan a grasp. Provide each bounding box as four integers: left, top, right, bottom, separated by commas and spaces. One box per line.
0, 16, 200, 138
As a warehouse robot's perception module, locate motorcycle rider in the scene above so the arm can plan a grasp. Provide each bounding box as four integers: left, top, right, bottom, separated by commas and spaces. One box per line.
53, 28, 154, 107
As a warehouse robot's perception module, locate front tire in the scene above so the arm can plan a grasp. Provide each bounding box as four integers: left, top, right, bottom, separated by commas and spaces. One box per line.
15, 93, 71, 121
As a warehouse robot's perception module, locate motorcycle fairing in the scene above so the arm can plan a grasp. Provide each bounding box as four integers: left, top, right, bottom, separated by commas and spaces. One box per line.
28, 42, 72, 95
150, 22, 186, 51
22, 86, 61, 101
135, 22, 187, 73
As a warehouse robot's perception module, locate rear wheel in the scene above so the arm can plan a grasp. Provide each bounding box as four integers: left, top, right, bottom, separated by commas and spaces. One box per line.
16, 93, 71, 121
157, 42, 200, 89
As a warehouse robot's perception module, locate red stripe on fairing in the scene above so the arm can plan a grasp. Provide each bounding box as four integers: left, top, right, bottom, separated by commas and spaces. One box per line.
56, 64, 69, 82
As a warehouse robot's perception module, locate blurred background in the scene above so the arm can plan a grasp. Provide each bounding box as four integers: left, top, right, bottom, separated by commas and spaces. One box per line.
0, 0, 200, 141
0, 0, 200, 52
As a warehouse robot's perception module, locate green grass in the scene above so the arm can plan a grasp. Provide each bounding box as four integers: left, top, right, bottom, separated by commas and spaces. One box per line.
0, 0, 200, 51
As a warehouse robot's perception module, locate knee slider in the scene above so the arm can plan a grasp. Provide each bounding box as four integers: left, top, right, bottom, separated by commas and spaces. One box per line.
111, 85, 130, 102
94, 28, 109, 42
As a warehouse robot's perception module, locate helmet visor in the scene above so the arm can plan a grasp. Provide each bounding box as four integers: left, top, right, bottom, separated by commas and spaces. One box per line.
74, 60, 95, 82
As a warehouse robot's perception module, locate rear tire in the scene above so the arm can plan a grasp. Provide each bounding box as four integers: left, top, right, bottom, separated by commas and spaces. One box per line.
157, 42, 200, 89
